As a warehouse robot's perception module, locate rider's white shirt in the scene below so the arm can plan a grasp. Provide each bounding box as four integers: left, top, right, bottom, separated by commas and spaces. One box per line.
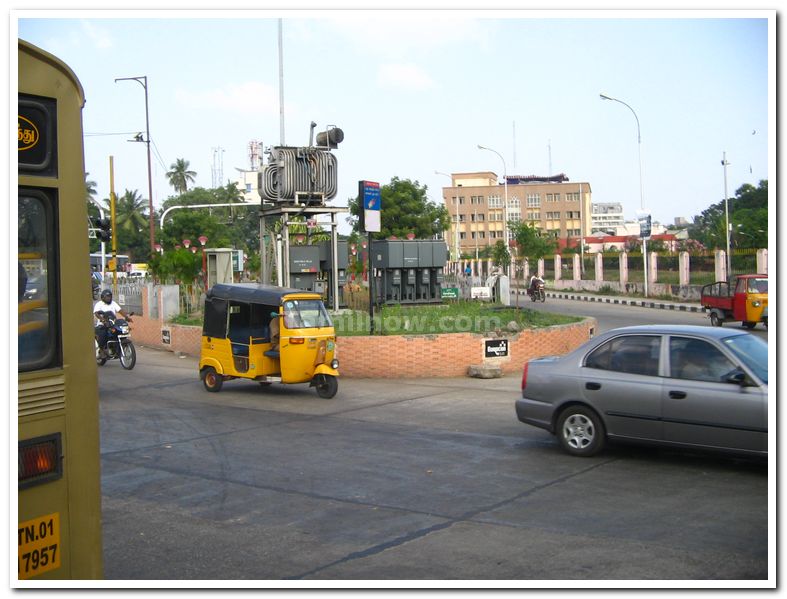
93, 300, 121, 325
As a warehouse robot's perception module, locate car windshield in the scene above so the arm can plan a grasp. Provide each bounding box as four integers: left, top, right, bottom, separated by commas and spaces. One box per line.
283, 299, 333, 329
722, 334, 768, 384
749, 278, 768, 293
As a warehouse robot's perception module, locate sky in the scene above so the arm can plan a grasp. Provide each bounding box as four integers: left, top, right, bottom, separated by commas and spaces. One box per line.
14, 9, 773, 236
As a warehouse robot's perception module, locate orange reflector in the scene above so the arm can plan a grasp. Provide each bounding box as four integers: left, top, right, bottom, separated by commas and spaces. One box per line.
289, 337, 305, 345
19, 434, 62, 489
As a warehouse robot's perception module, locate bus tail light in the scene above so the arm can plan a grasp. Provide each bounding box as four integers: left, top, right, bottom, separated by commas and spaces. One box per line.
19, 434, 62, 489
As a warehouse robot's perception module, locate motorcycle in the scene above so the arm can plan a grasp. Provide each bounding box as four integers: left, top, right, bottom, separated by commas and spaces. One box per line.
95, 312, 136, 370
527, 280, 546, 303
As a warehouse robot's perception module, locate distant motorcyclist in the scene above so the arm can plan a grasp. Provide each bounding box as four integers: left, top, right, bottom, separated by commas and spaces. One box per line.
93, 289, 132, 358
528, 274, 544, 294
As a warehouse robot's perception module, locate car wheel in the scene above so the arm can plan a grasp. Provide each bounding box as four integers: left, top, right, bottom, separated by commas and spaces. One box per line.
556, 406, 605, 457
709, 312, 722, 327
202, 367, 223, 392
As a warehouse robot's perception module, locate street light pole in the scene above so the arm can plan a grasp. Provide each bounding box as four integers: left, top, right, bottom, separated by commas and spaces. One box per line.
116, 75, 155, 254
477, 145, 509, 276
600, 93, 648, 297
435, 170, 459, 261
721, 152, 731, 281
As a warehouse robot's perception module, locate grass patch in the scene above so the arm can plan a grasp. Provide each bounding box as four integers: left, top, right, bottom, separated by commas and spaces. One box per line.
169, 313, 203, 327
332, 301, 581, 336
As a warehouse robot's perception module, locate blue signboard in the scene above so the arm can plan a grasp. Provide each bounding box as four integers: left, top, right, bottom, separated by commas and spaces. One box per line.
359, 180, 381, 233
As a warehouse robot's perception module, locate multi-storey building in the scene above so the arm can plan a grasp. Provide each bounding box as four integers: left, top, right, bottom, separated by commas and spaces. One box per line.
440, 171, 592, 258
590, 202, 625, 235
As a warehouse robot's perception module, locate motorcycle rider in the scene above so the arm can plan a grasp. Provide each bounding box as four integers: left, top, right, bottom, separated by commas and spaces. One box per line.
528, 273, 544, 296
93, 289, 132, 358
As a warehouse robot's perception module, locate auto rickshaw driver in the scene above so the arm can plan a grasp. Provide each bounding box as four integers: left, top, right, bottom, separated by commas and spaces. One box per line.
266, 311, 280, 358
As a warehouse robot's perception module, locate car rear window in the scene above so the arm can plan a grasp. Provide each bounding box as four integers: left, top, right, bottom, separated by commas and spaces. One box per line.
585, 335, 661, 377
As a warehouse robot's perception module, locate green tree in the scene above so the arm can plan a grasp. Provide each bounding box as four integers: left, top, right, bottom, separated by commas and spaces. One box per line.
147, 247, 202, 283
85, 172, 97, 202
347, 177, 449, 239
97, 189, 151, 262
510, 221, 557, 261
159, 210, 230, 251
491, 240, 511, 270
688, 180, 767, 249
166, 158, 197, 194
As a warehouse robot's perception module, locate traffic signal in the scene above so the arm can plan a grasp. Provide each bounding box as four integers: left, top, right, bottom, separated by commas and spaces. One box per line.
639, 214, 652, 239
95, 217, 111, 243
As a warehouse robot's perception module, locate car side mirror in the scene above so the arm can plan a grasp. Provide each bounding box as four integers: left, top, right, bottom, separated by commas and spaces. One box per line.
723, 369, 749, 387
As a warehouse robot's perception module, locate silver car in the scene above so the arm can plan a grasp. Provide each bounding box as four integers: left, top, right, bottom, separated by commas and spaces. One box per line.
516, 325, 768, 457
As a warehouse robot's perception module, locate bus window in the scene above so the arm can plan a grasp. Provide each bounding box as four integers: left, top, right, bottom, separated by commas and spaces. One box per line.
19, 192, 57, 371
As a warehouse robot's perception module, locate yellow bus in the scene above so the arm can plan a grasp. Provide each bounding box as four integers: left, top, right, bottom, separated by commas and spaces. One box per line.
18, 39, 103, 580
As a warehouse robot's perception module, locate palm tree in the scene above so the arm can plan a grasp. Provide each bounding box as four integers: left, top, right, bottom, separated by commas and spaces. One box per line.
166, 158, 196, 194
85, 172, 98, 202
106, 190, 148, 235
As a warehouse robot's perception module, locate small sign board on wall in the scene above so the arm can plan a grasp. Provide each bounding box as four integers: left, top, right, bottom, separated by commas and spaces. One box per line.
484, 338, 509, 358
441, 287, 459, 300
471, 286, 491, 300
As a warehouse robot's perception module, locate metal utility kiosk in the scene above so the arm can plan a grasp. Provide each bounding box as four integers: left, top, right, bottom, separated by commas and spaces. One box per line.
259, 204, 346, 312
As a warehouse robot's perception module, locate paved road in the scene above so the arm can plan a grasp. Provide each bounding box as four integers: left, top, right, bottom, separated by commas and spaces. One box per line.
512, 291, 769, 340
98, 346, 770, 583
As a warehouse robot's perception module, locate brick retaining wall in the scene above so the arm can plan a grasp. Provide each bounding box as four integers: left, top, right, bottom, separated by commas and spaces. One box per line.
132, 288, 596, 378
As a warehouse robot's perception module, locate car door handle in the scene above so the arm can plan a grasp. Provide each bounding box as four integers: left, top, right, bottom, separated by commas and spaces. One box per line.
669, 391, 687, 399
585, 382, 601, 390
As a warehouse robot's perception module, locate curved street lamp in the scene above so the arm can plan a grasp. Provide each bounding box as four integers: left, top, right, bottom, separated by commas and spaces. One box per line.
600, 93, 648, 297
115, 75, 155, 253
477, 145, 510, 276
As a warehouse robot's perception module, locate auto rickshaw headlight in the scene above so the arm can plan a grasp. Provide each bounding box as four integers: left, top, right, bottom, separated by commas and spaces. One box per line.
331, 359, 339, 369
752, 300, 761, 307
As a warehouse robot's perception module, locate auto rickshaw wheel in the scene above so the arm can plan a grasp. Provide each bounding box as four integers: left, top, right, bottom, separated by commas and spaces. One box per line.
709, 313, 722, 327
743, 321, 757, 329
202, 367, 224, 392
314, 374, 338, 399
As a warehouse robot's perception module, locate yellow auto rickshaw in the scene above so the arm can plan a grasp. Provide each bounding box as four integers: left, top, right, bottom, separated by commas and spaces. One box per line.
199, 283, 339, 398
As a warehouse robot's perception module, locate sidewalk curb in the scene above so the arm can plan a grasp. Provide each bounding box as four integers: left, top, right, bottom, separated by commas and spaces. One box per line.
513, 288, 707, 313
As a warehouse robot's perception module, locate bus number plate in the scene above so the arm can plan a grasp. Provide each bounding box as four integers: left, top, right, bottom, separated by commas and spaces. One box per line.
18, 513, 60, 579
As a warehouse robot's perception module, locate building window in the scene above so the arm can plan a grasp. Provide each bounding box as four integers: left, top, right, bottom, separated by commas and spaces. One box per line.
546, 211, 561, 220
527, 193, 541, 208
471, 195, 485, 205
527, 212, 540, 221
459, 196, 466, 205
509, 197, 520, 210
488, 195, 501, 208
478, 231, 486, 239
566, 192, 579, 202
460, 232, 466, 240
